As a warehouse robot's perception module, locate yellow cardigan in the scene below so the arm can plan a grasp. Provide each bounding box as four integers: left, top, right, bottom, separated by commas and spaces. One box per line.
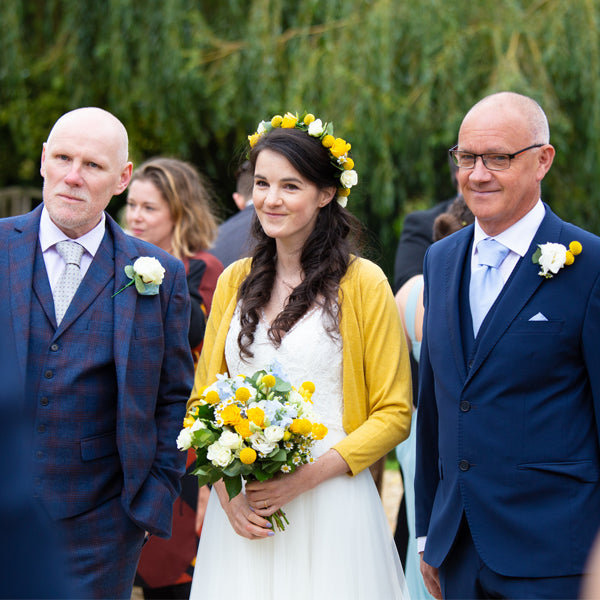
189, 256, 412, 475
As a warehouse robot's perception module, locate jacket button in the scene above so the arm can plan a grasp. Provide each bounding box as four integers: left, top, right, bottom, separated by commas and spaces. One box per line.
460, 400, 471, 412
50, 343, 59, 352
40, 397, 49, 406
44, 370, 53, 379
37, 424, 47, 433
459, 460, 471, 472
36, 451, 44, 460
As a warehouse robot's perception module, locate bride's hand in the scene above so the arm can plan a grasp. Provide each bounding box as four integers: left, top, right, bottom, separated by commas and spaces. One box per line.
214, 481, 273, 540
246, 448, 350, 516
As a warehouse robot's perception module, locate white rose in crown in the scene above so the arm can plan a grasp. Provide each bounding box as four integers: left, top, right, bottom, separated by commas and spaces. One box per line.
308, 118, 324, 137
112, 256, 165, 297
340, 169, 358, 189
207, 441, 234, 468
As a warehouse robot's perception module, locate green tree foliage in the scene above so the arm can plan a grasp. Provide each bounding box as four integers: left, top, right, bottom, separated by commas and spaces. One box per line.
1, 0, 599, 275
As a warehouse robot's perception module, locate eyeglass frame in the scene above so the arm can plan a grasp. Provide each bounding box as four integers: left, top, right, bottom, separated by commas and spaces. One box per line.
448, 143, 545, 171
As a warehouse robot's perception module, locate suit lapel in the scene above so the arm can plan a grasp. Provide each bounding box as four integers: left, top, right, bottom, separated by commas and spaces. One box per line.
444, 228, 473, 381
107, 216, 140, 379
466, 207, 563, 380
7, 207, 43, 377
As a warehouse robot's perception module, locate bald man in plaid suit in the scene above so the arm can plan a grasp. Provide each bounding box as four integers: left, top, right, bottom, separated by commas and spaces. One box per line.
0, 108, 194, 598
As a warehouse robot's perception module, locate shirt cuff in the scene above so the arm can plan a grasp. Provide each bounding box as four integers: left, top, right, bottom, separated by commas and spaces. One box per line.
417, 536, 427, 553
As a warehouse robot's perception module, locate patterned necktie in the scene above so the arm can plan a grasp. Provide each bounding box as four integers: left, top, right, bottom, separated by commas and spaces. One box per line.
469, 238, 510, 336
54, 240, 85, 325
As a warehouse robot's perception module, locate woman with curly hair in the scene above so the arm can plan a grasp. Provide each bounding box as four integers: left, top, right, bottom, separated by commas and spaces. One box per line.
188, 113, 411, 599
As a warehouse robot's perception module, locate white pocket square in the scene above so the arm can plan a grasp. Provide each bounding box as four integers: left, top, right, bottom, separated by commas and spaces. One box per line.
529, 312, 548, 322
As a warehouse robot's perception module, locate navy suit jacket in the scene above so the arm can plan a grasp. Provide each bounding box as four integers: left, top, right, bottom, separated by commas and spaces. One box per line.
1, 204, 194, 538
209, 205, 255, 268
415, 204, 600, 577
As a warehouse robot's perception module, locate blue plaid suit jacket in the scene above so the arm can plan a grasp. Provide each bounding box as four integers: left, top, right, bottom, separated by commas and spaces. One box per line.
2, 204, 194, 538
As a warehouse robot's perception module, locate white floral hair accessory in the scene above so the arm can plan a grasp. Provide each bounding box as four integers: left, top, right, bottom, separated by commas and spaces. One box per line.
112, 256, 165, 297
248, 111, 358, 208
532, 240, 582, 278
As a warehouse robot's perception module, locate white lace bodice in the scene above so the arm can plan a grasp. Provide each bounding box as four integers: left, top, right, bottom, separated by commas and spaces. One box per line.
225, 304, 344, 433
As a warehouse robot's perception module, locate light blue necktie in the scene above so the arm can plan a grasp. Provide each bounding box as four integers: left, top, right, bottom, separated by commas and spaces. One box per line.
469, 238, 510, 336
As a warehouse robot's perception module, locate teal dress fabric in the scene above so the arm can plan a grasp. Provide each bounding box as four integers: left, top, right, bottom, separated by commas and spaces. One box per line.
395, 277, 434, 600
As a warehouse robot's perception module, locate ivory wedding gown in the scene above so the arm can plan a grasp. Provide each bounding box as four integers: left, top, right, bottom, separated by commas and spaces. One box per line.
189, 305, 409, 600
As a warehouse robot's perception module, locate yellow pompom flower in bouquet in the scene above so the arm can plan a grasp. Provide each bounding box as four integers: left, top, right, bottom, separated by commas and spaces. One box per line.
235, 387, 251, 403
240, 447, 257, 464
205, 390, 220, 405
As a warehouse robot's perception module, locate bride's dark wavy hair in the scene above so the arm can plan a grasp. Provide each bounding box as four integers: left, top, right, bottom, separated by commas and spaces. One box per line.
238, 127, 363, 360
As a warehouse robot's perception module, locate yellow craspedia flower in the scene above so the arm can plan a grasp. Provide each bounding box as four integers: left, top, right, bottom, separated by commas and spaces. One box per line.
300, 381, 315, 394
204, 390, 220, 405
343, 158, 355, 170
240, 447, 257, 464
221, 405, 242, 426
235, 419, 252, 438
338, 188, 351, 197
565, 251, 575, 266
322, 134, 335, 148
247, 407, 265, 427
183, 415, 195, 428
304, 113, 316, 125
312, 423, 328, 440
235, 387, 251, 403
248, 133, 261, 148
330, 138, 351, 158
271, 115, 283, 127
282, 112, 298, 128
569, 241, 582, 255
290, 418, 312, 436
261, 374, 276, 388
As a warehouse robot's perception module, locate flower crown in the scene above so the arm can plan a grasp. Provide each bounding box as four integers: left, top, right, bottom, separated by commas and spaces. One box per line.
248, 111, 358, 207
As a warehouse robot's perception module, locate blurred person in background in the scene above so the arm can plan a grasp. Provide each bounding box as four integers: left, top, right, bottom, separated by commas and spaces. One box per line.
210, 159, 256, 268
126, 157, 223, 600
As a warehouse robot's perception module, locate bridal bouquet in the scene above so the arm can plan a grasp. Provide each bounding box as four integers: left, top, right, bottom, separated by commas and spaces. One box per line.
177, 367, 328, 531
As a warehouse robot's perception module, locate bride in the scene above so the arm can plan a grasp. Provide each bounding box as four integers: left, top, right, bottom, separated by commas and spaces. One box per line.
188, 112, 412, 599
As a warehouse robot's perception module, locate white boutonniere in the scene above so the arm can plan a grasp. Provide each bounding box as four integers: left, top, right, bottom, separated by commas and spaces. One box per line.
532, 240, 582, 279
112, 256, 165, 297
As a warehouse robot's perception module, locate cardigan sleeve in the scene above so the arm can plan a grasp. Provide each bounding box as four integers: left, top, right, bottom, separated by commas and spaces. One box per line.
333, 259, 413, 475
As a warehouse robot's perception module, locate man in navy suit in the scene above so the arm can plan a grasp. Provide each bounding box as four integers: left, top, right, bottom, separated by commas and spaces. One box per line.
0, 107, 194, 598
415, 92, 600, 599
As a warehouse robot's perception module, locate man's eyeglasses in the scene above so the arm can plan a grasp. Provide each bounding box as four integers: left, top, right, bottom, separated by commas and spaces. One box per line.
448, 144, 544, 171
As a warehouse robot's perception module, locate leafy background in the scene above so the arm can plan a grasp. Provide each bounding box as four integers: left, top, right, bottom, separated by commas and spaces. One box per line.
2, 0, 599, 276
